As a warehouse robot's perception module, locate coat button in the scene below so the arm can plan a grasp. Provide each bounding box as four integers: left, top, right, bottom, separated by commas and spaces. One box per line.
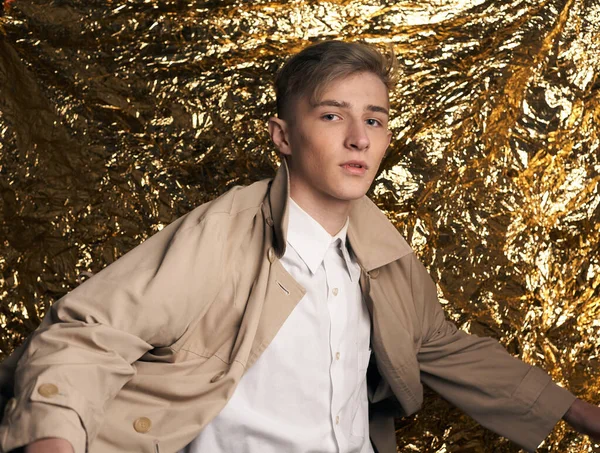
38, 383, 59, 398
133, 417, 152, 433
369, 269, 380, 279
266, 217, 274, 227
267, 247, 275, 263
210, 370, 226, 383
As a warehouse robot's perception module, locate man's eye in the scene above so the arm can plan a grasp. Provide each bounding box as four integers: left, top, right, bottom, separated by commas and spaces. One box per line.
366, 118, 382, 127
322, 114, 339, 121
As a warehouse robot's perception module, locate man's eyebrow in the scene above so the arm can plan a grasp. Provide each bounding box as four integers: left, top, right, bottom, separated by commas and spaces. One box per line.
312, 99, 351, 109
367, 104, 389, 116
312, 99, 389, 116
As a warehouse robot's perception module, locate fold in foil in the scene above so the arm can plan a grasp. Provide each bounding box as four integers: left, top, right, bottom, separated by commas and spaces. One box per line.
0, 1, 598, 451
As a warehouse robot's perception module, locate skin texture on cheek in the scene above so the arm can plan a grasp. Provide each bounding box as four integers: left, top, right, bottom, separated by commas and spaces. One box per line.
289, 123, 337, 197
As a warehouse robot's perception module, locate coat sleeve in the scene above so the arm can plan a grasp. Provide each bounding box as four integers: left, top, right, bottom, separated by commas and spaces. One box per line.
0, 210, 227, 453
412, 254, 577, 453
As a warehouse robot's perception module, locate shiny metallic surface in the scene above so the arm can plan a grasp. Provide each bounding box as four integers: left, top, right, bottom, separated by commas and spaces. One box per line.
0, 1, 598, 451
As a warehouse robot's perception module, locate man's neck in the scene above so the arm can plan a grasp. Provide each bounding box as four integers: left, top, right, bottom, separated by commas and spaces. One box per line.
289, 191, 351, 236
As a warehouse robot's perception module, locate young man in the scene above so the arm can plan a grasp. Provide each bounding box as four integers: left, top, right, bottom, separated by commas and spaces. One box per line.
0, 40, 599, 453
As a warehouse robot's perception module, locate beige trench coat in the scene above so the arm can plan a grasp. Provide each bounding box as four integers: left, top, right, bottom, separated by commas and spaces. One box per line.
0, 162, 576, 453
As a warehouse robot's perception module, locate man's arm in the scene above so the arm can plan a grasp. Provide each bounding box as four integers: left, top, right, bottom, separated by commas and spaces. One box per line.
0, 211, 225, 452
563, 398, 600, 441
408, 253, 582, 452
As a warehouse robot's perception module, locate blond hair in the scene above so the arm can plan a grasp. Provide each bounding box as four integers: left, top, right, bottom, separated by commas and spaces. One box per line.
274, 40, 397, 120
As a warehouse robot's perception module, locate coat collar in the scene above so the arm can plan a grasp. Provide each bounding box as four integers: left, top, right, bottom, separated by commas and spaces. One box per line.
267, 159, 413, 271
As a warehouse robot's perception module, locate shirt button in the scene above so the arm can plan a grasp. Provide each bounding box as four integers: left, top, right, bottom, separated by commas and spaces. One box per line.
335, 352, 340, 360
332, 288, 339, 296
38, 383, 59, 398
335, 415, 340, 425
267, 247, 276, 263
133, 417, 152, 433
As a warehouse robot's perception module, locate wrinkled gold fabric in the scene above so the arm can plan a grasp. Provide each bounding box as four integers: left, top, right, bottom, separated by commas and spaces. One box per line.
0, 0, 599, 451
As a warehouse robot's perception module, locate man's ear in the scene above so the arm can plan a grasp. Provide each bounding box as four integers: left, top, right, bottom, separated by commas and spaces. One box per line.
268, 117, 292, 157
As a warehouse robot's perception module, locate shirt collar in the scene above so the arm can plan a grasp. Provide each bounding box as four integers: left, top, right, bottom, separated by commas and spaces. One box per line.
286, 198, 358, 281
267, 159, 413, 271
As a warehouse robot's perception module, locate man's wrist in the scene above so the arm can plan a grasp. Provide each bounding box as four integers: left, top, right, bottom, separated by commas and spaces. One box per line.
563, 398, 585, 428
25, 438, 75, 453
563, 398, 600, 441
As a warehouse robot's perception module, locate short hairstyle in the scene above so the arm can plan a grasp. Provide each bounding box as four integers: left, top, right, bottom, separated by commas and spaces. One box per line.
274, 40, 397, 120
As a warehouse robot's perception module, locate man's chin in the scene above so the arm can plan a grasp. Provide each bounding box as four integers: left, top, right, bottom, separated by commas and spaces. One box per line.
335, 190, 370, 202
341, 183, 374, 201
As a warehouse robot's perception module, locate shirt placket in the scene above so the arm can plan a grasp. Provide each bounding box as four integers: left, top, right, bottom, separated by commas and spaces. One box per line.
323, 240, 351, 452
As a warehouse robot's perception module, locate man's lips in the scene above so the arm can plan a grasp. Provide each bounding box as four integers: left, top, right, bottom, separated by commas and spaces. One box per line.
340, 161, 368, 175
340, 160, 368, 169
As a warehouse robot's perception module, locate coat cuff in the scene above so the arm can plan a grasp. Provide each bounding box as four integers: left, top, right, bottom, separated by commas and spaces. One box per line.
519, 378, 577, 452
0, 400, 86, 453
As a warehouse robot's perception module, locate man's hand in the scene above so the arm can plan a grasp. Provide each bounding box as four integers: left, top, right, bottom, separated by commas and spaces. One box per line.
25, 438, 74, 453
563, 398, 600, 441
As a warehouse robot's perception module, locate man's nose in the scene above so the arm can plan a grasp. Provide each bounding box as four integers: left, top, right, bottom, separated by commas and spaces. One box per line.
345, 120, 370, 151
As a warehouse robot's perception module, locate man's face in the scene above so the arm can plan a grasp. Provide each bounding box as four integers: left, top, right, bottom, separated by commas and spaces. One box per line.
270, 71, 392, 209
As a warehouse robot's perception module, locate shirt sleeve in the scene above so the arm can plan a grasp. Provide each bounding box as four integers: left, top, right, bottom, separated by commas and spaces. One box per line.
0, 212, 226, 452
411, 254, 577, 453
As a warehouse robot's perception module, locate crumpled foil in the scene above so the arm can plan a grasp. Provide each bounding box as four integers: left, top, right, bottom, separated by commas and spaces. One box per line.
0, 0, 599, 451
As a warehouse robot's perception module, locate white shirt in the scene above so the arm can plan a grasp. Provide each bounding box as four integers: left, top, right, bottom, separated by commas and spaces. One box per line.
179, 199, 373, 453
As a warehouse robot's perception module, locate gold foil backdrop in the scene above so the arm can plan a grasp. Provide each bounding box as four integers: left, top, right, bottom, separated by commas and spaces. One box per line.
0, 0, 599, 451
